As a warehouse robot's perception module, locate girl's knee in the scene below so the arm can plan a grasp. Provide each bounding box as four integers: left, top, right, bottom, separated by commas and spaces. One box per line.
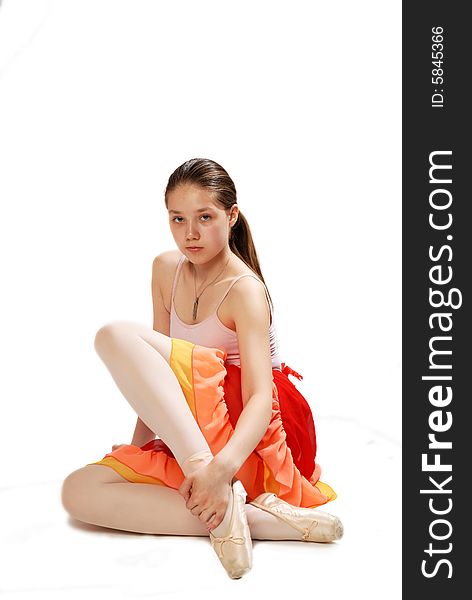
94, 320, 135, 354
61, 465, 124, 517
61, 468, 90, 517
93, 321, 172, 364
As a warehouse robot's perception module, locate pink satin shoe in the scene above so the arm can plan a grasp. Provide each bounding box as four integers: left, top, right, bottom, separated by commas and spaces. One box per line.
249, 492, 344, 542
209, 480, 253, 579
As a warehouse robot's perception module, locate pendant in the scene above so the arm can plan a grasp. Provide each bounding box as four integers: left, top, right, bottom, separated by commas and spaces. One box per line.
192, 297, 199, 321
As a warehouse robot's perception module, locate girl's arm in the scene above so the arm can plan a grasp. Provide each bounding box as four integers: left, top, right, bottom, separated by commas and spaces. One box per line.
212, 277, 274, 479
130, 252, 175, 447
131, 416, 155, 446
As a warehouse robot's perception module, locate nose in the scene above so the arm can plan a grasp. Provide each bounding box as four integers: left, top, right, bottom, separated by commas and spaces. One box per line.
185, 220, 200, 240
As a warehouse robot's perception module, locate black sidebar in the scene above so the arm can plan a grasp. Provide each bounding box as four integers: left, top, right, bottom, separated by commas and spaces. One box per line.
403, 2, 470, 597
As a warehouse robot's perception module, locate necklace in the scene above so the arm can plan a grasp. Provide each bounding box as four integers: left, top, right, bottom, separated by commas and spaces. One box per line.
192, 255, 232, 321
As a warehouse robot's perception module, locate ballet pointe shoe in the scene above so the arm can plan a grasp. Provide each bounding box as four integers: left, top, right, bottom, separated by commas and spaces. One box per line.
209, 479, 253, 579
249, 492, 344, 543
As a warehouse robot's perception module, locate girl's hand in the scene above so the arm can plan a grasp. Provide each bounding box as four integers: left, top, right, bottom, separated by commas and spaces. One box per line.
178, 460, 233, 532
111, 444, 126, 452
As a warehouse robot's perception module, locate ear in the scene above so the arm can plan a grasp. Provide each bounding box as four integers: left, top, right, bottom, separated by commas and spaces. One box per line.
230, 204, 239, 225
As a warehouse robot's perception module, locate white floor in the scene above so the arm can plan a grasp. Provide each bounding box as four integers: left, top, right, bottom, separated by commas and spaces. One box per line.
0, 418, 401, 599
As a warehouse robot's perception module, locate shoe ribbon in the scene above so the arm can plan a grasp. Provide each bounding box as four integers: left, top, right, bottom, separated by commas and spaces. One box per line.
251, 497, 319, 542
302, 520, 319, 541
281, 363, 303, 381
211, 533, 246, 559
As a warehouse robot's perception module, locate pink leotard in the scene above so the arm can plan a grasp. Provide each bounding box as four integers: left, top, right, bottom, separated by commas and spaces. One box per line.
170, 254, 282, 369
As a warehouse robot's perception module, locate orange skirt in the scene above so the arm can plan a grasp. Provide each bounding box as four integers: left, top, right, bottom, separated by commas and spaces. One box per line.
87, 337, 336, 508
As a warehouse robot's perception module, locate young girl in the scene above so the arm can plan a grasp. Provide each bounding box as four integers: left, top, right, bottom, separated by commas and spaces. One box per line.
61, 158, 343, 579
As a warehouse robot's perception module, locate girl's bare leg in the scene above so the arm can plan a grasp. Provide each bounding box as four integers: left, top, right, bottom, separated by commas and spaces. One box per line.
63, 319, 302, 539
61, 464, 303, 540
91, 319, 240, 535
92, 320, 214, 472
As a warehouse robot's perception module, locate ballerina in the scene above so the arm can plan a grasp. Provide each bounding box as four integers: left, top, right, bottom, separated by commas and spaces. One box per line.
61, 157, 343, 579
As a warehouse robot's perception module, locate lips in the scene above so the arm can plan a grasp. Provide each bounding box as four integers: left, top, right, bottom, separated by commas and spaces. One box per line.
187, 246, 203, 249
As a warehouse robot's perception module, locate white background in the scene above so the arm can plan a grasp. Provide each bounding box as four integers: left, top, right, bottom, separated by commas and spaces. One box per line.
0, 0, 401, 598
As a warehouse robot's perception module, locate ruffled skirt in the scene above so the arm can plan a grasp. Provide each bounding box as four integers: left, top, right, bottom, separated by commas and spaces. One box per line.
87, 337, 336, 508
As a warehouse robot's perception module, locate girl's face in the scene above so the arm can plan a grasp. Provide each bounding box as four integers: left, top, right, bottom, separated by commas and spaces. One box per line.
166, 184, 236, 263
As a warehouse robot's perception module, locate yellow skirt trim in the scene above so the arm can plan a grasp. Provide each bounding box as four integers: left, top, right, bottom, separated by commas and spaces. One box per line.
170, 338, 197, 419
87, 456, 166, 485
315, 480, 337, 503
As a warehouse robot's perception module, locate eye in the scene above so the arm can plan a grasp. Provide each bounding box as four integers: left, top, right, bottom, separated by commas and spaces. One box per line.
171, 214, 212, 223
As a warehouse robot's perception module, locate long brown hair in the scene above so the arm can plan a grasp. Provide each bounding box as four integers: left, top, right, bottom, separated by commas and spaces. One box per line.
164, 157, 274, 314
